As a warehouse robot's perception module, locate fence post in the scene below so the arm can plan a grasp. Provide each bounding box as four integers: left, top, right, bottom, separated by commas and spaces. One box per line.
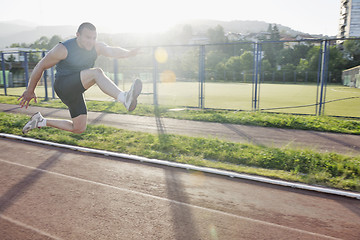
199, 45, 205, 109
1, 52, 7, 96
252, 42, 261, 111
51, 66, 55, 99
318, 40, 329, 116
252, 43, 256, 110
42, 51, 48, 101
152, 47, 158, 106
113, 58, 119, 86
24, 52, 29, 87
315, 41, 323, 115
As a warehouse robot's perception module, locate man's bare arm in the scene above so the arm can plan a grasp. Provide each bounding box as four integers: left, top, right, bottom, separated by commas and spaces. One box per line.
18, 43, 67, 108
96, 42, 140, 58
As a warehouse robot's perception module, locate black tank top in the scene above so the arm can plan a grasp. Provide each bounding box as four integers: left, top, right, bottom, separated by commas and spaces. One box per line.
55, 38, 97, 78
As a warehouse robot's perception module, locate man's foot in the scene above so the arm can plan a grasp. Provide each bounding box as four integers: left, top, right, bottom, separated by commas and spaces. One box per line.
22, 112, 45, 134
124, 79, 142, 111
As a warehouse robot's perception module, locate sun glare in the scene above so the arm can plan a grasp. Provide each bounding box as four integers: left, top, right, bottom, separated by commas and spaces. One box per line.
94, 15, 175, 34
91, 0, 185, 34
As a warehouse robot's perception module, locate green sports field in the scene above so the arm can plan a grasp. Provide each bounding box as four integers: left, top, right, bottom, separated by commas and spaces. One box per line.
140, 82, 360, 117
4, 82, 360, 117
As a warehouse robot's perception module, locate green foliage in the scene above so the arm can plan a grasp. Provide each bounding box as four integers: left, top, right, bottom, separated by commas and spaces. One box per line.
296, 59, 310, 72
206, 50, 228, 71
343, 39, 360, 68
8, 35, 63, 50
207, 25, 227, 44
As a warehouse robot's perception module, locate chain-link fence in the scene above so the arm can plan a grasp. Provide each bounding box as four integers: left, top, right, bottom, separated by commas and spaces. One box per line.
1, 38, 360, 117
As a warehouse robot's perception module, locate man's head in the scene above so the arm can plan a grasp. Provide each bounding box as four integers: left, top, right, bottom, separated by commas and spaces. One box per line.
76, 22, 97, 51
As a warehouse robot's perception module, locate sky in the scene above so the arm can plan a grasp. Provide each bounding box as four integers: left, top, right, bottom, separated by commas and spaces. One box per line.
0, 0, 341, 36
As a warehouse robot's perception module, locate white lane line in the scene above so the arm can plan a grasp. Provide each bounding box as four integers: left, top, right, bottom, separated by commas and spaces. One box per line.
0, 214, 62, 240
0, 158, 341, 240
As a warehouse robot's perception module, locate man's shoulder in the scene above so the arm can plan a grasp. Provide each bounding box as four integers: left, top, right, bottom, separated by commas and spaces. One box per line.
60, 38, 76, 47
48, 43, 68, 61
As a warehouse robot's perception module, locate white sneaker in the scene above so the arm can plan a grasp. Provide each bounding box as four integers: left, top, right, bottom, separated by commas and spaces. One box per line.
124, 79, 142, 112
22, 112, 45, 134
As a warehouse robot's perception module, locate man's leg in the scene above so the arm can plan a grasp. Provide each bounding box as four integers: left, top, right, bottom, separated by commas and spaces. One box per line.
46, 114, 87, 134
80, 68, 122, 99
22, 112, 87, 134
80, 68, 142, 111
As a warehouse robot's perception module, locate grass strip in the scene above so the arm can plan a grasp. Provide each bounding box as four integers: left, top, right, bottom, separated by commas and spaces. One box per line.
1, 111, 359, 192
1, 95, 360, 135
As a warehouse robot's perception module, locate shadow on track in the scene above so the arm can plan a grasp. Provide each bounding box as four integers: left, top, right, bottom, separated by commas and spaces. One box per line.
0, 151, 63, 214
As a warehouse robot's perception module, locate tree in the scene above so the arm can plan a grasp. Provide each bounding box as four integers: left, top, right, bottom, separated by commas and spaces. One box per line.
343, 39, 360, 68
239, 51, 254, 71
261, 59, 273, 73
224, 56, 241, 81
8, 35, 64, 51
328, 46, 347, 82
278, 48, 295, 66
218, 51, 254, 81
30, 36, 49, 50
271, 25, 281, 42
263, 24, 283, 68
206, 50, 228, 72
178, 48, 198, 79
9, 43, 29, 48
278, 44, 312, 67
267, 24, 273, 36
306, 46, 321, 71
296, 59, 310, 72
207, 25, 227, 44
48, 35, 63, 49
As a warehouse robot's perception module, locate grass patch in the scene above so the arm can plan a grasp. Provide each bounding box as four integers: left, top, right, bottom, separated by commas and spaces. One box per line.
1, 95, 360, 135
1, 111, 359, 192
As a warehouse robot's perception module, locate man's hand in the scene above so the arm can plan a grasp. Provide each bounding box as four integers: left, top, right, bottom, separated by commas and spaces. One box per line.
18, 90, 37, 109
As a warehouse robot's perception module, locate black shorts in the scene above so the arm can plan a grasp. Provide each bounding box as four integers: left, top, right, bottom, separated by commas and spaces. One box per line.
54, 72, 87, 118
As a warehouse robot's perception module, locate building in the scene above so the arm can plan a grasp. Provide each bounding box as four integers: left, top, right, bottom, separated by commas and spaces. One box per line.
225, 32, 245, 42
0, 48, 39, 62
0, 48, 40, 87
338, 0, 360, 38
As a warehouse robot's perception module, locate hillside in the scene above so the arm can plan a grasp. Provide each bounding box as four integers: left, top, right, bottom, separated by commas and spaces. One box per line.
0, 22, 76, 48
174, 19, 304, 35
0, 19, 306, 48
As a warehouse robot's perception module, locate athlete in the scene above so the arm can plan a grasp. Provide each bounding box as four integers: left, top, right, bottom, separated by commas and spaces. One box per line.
18, 22, 142, 134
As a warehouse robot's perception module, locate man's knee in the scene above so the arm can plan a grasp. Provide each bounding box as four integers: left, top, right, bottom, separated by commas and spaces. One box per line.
81, 67, 104, 79
81, 68, 105, 89
71, 115, 87, 134
72, 125, 86, 134
92, 67, 105, 79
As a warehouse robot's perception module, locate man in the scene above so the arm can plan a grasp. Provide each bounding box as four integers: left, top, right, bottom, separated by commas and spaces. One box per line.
18, 22, 142, 134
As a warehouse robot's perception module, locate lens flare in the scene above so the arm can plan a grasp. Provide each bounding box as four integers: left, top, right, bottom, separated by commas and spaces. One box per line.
160, 70, 176, 83
155, 47, 168, 63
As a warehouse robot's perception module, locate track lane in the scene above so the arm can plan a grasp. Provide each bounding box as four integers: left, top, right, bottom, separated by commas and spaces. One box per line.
0, 138, 359, 239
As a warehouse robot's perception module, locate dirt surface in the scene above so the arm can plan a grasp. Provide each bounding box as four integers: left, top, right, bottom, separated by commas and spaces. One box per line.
1, 138, 360, 240
1, 103, 360, 156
